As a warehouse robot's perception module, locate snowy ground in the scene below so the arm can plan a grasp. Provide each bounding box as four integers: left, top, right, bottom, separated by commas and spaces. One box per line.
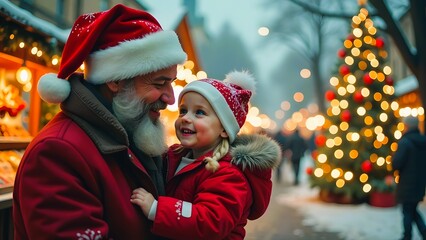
276, 155, 426, 240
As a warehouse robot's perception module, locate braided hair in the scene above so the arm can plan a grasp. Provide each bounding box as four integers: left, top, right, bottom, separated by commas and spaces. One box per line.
204, 138, 229, 172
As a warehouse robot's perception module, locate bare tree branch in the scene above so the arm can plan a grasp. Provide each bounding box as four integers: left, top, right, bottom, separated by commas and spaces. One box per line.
288, 0, 360, 18
368, 0, 416, 73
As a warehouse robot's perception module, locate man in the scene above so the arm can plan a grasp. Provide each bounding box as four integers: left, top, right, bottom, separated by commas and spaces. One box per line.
13, 4, 186, 239
392, 116, 426, 240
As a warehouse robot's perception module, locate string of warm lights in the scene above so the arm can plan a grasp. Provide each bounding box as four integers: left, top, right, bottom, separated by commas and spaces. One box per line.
1, 16, 63, 95
0, 16, 63, 68
0, 15, 65, 121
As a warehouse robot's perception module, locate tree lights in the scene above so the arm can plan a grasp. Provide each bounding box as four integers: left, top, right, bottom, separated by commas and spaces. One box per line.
308, 5, 400, 203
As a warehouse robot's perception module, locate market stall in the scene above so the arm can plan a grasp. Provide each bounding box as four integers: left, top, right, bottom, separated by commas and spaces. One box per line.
0, 2, 67, 238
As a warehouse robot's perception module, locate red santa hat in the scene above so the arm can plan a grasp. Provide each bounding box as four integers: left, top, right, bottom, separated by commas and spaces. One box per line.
38, 4, 187, 103
179, 71, 256, 143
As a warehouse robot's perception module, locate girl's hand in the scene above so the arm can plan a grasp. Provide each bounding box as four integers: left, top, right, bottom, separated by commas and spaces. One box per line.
130, 188, 155, 216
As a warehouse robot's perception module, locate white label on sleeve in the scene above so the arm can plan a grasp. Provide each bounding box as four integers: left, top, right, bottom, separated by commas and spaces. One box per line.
181, 201, 192, 218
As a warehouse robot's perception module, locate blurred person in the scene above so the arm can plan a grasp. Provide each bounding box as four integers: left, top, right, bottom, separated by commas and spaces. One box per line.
131, 71, 281, 239
273, 128, 288, 183
392, 116, 426, 240
307, 130, 318, 153
13, 4, 186, 239
306, 130, 319, 168
286, 128, 308, 186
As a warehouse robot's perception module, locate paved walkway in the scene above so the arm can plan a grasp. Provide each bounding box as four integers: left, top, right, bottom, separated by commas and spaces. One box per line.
245, 183, 342, 240
245, 180, 343, 240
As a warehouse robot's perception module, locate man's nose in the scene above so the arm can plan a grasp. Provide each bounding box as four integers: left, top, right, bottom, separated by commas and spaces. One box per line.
161, 84, 175, 105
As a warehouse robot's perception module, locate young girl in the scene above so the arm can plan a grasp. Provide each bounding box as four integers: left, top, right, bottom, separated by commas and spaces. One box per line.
130, 71, 281, 239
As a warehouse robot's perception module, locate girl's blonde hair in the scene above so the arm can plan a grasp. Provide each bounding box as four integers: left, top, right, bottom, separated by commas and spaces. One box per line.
204, 138, 229, 172
174, 138, 230, 173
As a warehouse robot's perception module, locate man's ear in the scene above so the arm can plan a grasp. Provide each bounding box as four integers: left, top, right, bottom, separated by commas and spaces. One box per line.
106, 81, 120, 93
220, 130, 229, 138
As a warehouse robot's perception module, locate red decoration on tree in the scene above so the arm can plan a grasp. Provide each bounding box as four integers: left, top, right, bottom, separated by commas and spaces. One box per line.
306, 167, 313, 175
353, 91, 364, 103
339, 65, 350, 76
385, 76, 394, 86
341, 110, 352, 122
363, 73, 373, 85
347, 34, 355, 42
361, 160, 373, 173
325, 90, 336, 101
384, 175, 394, 186
311, 150, 319, 160
337, 49, 346, 58
375, 37, 385, 48
315, 135, 326, 147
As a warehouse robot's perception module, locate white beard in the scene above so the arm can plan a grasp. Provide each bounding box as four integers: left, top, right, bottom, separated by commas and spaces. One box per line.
132, 114, 167, 156
112, 81, 167, 156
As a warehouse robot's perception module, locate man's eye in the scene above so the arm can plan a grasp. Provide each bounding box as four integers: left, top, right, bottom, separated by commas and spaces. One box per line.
153, 81, 166, 87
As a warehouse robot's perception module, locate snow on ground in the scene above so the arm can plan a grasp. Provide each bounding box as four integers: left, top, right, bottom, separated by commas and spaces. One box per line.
276, 155, 426, 240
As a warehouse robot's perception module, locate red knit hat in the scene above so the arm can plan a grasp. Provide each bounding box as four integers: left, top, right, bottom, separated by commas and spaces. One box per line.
179, 71, 256, 143
38, 4, 187, 103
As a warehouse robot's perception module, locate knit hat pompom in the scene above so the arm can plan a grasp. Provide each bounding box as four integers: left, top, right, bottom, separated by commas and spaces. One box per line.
38, 73, 71, 103
224, 70, 256, 95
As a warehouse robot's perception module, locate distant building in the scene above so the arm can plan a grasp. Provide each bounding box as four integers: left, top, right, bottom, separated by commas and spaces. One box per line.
388, 9, 423, 131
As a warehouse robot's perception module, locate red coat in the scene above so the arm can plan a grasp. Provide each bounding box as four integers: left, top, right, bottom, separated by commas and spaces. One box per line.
13, 75, 161, 240
152, 134, 281, 240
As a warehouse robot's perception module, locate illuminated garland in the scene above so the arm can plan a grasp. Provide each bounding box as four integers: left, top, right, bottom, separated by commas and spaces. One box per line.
0, 16, 63, 67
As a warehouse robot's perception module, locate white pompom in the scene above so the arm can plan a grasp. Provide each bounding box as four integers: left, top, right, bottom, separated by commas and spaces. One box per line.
37, 73, 71, 103
224, 70, 256, 94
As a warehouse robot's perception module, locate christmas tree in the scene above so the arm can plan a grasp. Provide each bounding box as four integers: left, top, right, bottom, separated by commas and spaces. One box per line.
307, 5, 401, 203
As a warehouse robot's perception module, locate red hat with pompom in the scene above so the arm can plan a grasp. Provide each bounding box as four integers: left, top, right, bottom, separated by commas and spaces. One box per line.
38, 4, 187, 103
179, 71, 256, 143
